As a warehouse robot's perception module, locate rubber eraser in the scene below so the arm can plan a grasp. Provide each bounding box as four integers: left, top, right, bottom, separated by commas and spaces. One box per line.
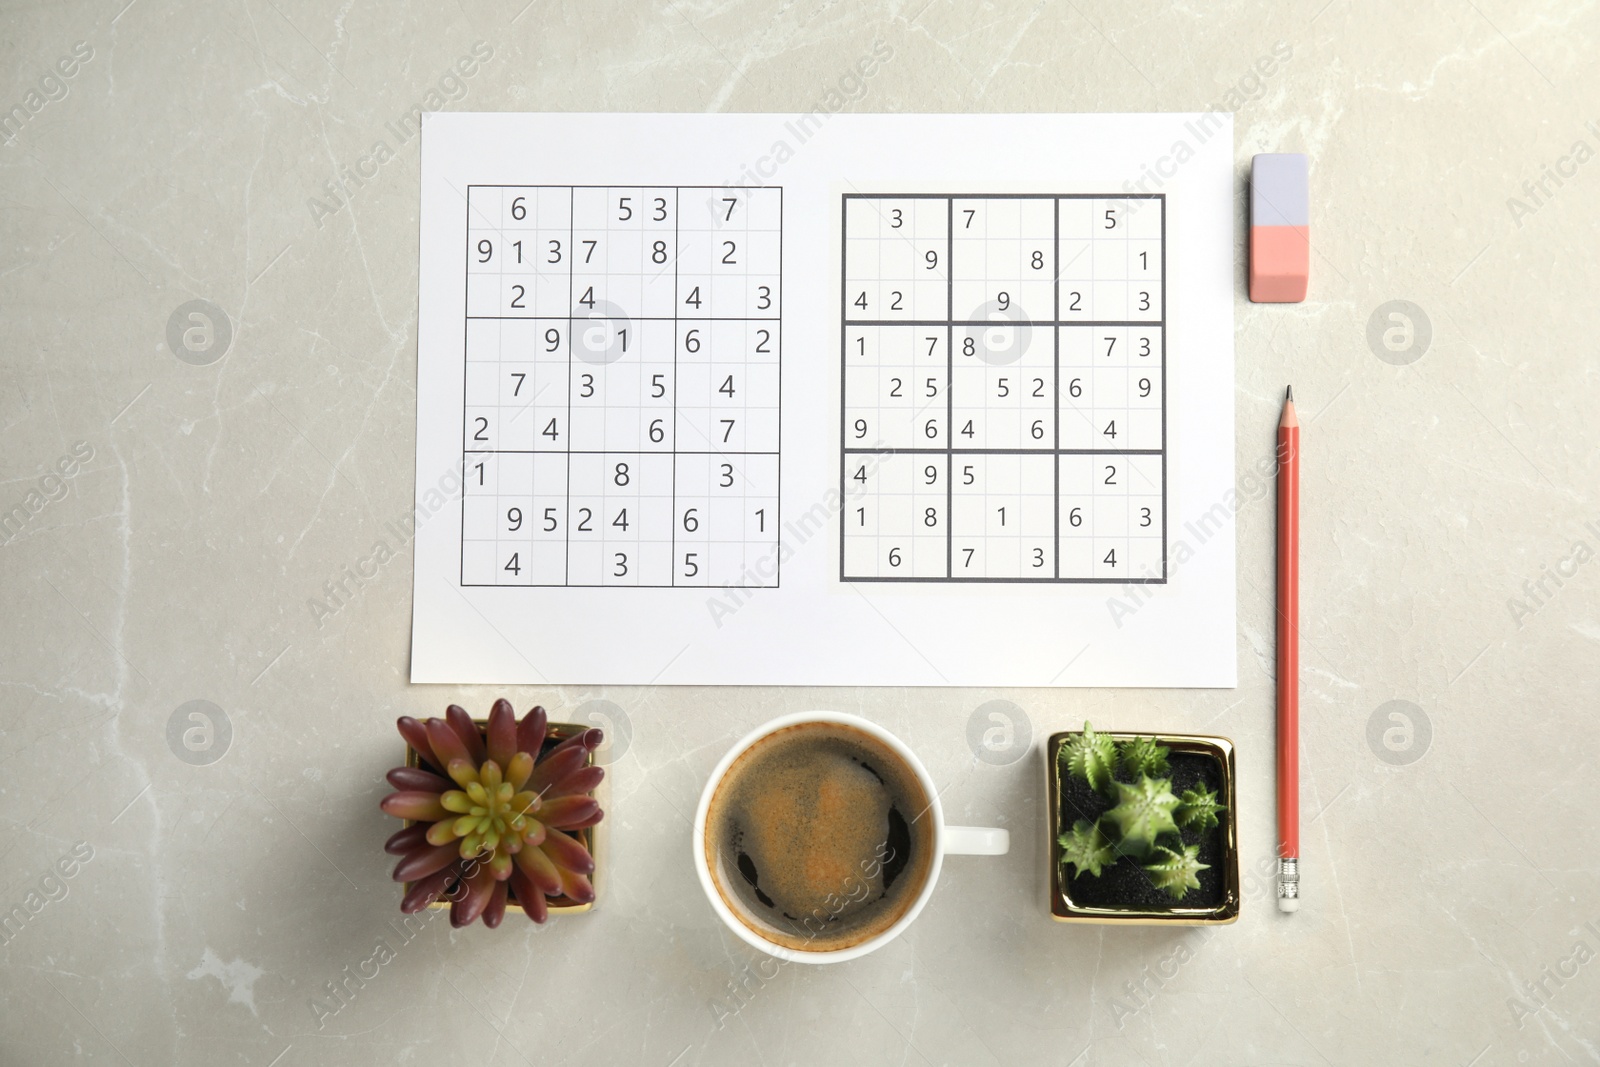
1277, 896, 1299, 913
1250, 153, 1309, 303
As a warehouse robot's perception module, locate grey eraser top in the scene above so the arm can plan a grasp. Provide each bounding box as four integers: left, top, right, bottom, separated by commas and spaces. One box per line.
1251, 153, 1309, 228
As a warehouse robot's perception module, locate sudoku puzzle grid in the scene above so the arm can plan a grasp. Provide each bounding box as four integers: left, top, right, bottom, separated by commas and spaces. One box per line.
840, 194, 1166, 583
461, 185, 782, 588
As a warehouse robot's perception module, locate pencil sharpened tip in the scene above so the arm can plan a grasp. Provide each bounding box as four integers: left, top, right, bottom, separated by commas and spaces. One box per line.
1285, 385, 1293, 403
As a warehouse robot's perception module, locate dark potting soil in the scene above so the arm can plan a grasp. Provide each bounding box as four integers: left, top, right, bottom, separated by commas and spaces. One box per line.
1057, 748, 1226, 911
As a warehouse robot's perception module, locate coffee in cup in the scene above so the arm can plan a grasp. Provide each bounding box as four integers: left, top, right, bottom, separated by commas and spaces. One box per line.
702, 719, 936, 952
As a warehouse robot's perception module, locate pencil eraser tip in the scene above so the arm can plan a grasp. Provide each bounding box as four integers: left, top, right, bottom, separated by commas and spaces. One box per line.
1277, 897, 1299, 913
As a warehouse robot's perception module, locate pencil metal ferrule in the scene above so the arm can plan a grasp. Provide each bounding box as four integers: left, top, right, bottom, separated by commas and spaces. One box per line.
1277, 856, 1299, 913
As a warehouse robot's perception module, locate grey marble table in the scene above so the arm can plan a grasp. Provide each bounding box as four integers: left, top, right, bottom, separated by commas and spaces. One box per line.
3, 2, 1597, 1064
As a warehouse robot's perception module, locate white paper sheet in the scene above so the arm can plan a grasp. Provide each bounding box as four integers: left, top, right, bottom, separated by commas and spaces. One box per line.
411, 113, 1235, 687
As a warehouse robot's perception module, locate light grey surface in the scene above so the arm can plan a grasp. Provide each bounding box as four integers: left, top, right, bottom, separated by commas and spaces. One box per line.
2, 2, 1597, 1065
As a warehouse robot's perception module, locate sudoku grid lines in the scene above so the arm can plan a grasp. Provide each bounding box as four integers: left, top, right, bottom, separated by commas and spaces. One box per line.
461, 185, 782, 588
840, 193, 1167, 584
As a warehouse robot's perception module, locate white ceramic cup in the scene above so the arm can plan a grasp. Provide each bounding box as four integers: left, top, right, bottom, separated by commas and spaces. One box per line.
692, 711, 1010, 964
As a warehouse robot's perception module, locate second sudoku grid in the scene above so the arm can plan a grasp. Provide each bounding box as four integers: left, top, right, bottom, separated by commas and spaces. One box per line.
840, 193, 1166, 584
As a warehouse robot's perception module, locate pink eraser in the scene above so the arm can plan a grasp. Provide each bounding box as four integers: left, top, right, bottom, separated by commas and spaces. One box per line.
1250, 153, 1309, 303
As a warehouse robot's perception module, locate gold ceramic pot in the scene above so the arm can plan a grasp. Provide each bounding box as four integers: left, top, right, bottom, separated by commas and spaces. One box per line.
1045, 730, 1239, 925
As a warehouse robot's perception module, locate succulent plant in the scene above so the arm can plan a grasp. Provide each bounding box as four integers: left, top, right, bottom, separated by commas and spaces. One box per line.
1119, 735, 1170, 779
1056, 722, 1223, 901
1056, 819, 1117, 879
380, 700, 604, 927
1142, 844, 1207, 898
1060, 721, 1118, 795
1105, 776, 1182, 855
1175, 786, 1224, 832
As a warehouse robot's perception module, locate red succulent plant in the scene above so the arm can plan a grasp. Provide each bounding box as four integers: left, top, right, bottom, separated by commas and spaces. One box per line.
380, 700, 603, 927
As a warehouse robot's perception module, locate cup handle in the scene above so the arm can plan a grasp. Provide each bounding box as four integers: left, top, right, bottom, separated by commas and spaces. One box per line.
944, 825, 1009, 856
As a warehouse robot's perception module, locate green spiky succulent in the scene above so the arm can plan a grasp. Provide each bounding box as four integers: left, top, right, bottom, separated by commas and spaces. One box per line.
1120, 735, 1170, 778
1057, 819, 1118, 879
1175, 786, 1223, 832
1060, 721, 1118, 795
1055, 722, 1225, 904
1143, 844, 1209, 900
1105, 776, 1181, 855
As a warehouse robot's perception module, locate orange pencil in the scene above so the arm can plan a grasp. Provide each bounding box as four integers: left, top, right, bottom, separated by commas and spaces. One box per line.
1276, 386, 1300, 913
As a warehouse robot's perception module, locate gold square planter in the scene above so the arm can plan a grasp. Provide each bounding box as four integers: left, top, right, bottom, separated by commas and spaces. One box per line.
1045, 730, 1239, 925
403, 719, 603, 916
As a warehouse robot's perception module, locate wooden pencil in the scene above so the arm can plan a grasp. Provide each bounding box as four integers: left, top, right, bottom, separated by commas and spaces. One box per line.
1276, 386, 1300, 912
